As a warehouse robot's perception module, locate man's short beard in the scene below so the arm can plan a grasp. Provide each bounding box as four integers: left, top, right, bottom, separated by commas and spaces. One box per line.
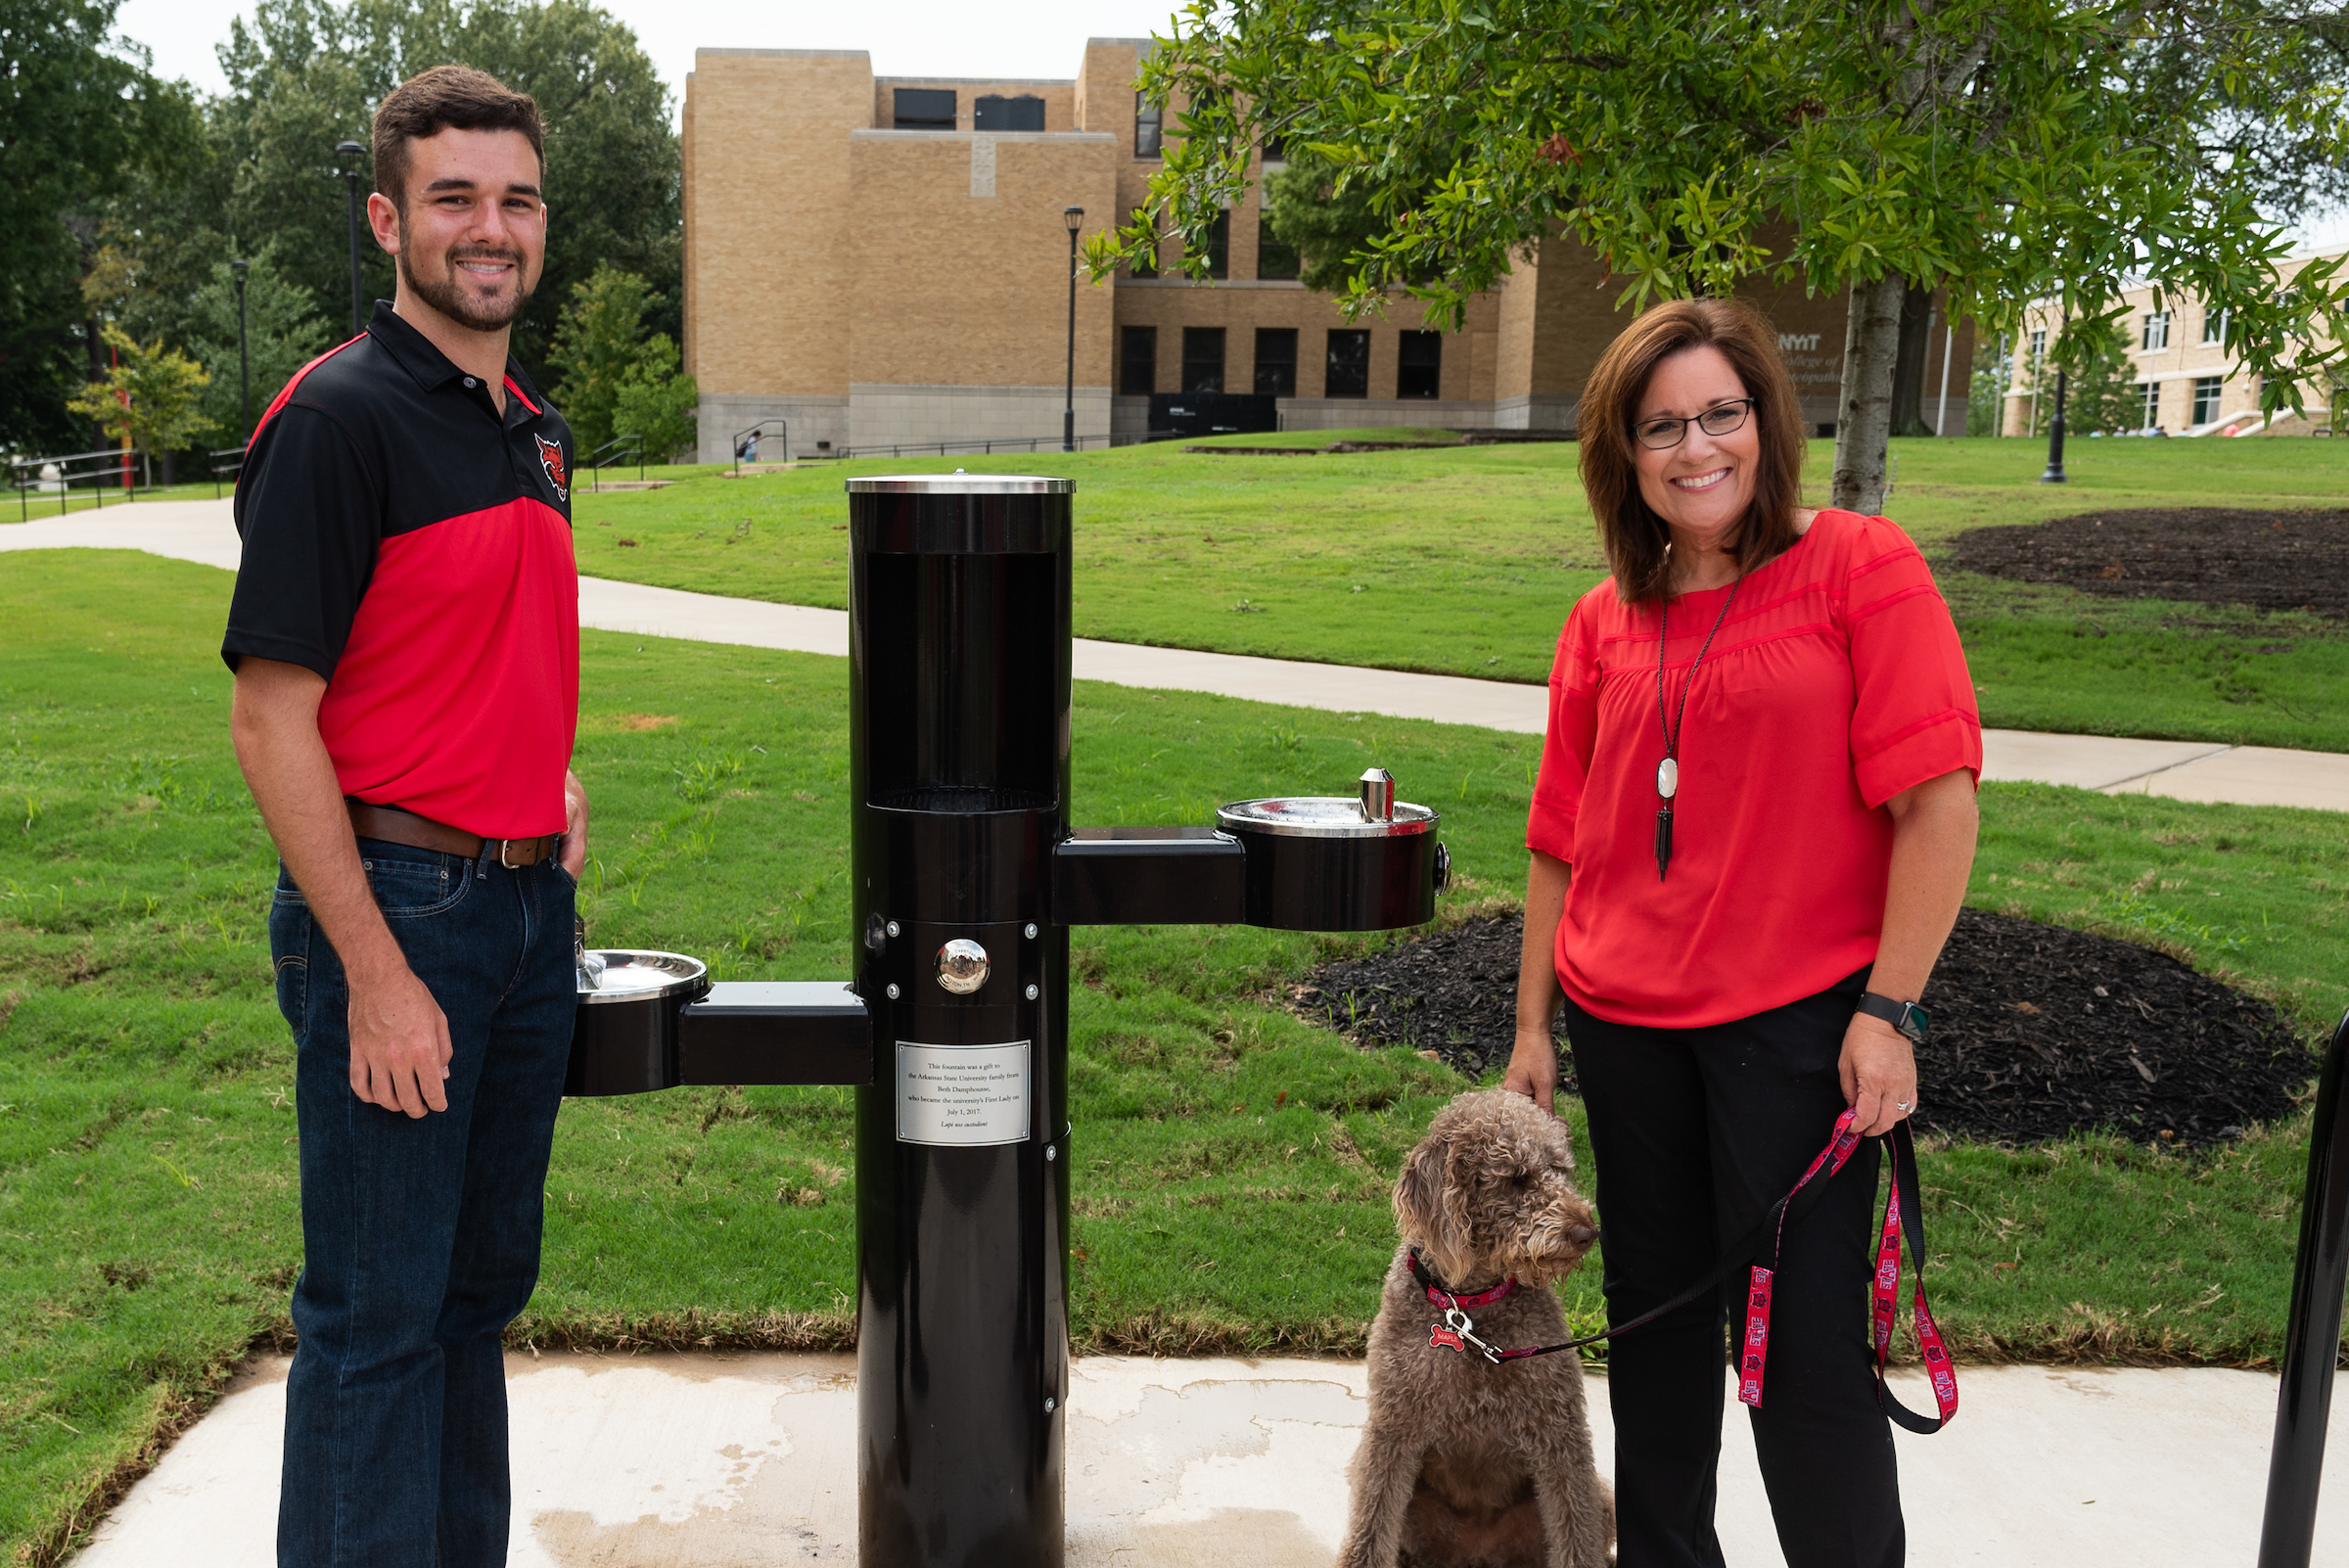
397, 221, 532, 332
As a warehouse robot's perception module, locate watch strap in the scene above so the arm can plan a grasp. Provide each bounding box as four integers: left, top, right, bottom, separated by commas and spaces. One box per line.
1857, 992, 1928, 1042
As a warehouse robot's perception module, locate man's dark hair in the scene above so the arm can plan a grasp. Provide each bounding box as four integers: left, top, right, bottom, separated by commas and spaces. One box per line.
372, 65, 545, 212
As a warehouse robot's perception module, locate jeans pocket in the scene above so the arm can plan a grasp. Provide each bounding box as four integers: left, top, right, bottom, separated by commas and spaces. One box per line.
362, 853, 470, 919
268, 896, 310, 1039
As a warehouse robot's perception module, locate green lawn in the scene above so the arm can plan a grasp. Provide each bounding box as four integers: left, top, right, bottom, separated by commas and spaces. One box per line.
567, 436, 2349, 752
0, 549, 2341, 1561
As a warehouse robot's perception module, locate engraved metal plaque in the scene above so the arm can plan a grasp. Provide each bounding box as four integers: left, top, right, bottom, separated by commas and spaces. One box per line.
896, 1040, 1031, 1146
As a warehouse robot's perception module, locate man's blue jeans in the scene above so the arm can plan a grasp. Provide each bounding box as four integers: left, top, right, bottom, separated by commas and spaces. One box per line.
268, 839, 575, 1568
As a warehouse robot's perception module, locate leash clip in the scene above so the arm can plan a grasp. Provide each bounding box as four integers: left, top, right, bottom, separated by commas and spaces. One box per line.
1440, 1305, 1502, 1364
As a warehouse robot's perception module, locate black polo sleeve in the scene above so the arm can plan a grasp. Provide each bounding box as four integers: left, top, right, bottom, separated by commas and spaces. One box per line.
221, 402, 386, 680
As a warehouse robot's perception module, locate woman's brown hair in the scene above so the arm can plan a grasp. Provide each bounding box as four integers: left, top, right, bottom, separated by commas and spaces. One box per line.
1577, 297, 1806, 605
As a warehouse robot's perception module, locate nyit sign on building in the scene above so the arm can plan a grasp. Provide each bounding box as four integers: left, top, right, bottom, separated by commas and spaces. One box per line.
680, 39, 1972, 458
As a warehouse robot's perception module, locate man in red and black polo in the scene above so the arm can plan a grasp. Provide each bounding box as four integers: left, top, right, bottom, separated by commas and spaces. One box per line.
224, 66, 584, 1568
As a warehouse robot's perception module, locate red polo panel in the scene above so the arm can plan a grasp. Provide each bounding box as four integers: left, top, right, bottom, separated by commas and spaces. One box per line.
318, 497, 579, 840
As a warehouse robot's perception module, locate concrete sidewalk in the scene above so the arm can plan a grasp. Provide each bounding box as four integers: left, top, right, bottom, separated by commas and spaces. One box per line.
71, 1351, 2349, 1567
4, 497, 2343, 810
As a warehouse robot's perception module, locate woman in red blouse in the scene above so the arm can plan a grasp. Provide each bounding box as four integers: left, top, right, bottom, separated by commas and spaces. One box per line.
1504, 299, 1981, 1568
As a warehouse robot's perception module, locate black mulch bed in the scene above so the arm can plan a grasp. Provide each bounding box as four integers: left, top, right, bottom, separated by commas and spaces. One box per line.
1294, 908, 2316, 1146
1948, 507, 2349, 620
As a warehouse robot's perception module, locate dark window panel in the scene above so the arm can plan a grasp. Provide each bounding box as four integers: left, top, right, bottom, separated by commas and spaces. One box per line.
1120, 326, 1157, 396
1257, 214, 1299, 281
1325, 329, 1370, 397
1254, 328, 1298, 397
2192, 374, 2224, 425
975, 94, 1045, 132
1398, 330, 1443, 398
1202, 210, 1229, 280
1182, 327, 1226, 393
1134, 93, 1163, 157
893, 87, 956, 130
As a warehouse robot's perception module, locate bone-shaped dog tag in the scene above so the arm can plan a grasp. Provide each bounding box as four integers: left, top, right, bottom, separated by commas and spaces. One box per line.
1429, 1322, 1466, 1353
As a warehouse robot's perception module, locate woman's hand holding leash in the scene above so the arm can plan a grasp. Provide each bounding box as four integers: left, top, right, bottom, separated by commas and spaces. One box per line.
1839, 1009, 1917, 1137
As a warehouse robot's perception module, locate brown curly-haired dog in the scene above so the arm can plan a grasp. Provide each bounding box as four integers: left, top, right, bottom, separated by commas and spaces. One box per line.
1340, 1088, 1614, 1568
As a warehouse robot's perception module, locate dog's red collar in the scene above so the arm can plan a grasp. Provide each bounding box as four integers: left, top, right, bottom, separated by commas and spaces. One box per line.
1407, 1248, 1517, 1309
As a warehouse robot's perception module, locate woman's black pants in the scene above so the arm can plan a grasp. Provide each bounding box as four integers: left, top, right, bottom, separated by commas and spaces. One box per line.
1565, 967, 1903, 1568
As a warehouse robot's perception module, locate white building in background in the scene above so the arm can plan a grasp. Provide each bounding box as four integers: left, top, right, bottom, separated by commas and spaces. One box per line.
2002, 250, 2344, 438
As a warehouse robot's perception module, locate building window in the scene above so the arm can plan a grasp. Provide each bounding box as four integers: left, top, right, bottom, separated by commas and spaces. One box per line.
1257, 214, 1299, 281
1325, 329, 1370, 397
892, 88, 956, 130
974, 94, 1044, 132
1181, 327, 1226, 393
1120, 326, 1157, 396
1262, 132, 1288, 164
2135, 382, 2158, 430
2192, 375, 2224, 425
2142, 310, 2170, 351
1398, 331, 1443, 398
2201, 306, 2231, 346
2028, 328, 2047, 362
1254, 328, 1298, 397
1134, 93, 1162, 158
1201, 210, 1229, 280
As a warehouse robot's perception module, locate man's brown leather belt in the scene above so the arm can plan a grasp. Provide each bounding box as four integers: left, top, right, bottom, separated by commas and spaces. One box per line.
346, 800, 560, 868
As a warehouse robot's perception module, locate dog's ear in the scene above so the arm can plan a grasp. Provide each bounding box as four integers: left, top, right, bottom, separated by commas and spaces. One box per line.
1393, 1136, 1444, 1244
1542, 1111, 1577, 1173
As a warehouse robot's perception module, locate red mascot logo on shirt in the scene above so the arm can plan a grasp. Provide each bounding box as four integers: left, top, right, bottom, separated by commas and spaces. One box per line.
534, 434, 568, 501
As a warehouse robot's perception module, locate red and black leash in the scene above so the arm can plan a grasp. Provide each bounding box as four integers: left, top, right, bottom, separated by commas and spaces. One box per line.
1409, 1111, 1958, 1434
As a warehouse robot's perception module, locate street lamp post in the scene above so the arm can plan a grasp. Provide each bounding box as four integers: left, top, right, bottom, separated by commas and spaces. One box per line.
335, 141, 368, 338
2038, 367, 2069, 484
1062, 206, 1083, 453
230, 258, 252, 445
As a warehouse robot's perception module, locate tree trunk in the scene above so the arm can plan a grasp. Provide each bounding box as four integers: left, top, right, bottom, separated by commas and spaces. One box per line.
1889, 283, 1936, 438
1830, 274, 1908, 514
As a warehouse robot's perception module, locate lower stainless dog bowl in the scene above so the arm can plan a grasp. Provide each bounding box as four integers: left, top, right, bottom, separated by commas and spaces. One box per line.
567, 949, 710, 1096
1217, 776, 1446, 931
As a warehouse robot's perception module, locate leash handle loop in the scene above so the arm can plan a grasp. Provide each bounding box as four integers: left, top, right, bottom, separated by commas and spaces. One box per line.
1741, 1117, 1958, 1432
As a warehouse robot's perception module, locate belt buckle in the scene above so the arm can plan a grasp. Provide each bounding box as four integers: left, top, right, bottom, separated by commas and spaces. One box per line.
498, 837, 524, 869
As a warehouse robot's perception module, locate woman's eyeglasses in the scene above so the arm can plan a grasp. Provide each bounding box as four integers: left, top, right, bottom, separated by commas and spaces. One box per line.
1633, 398, 1755, 450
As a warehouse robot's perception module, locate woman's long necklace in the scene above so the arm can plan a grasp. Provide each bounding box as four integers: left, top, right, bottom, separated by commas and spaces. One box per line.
1653, 572, 1744, 881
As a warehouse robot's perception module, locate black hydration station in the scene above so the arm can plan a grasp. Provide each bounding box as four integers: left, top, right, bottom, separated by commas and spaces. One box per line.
565, 473, 1446, 1567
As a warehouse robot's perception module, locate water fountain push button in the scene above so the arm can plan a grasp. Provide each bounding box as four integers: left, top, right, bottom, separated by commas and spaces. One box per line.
936, 939, 990, 994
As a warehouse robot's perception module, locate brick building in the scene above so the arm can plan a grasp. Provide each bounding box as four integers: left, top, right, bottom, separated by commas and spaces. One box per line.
2000, 253, 2345, 438
681, 39, 1972, 459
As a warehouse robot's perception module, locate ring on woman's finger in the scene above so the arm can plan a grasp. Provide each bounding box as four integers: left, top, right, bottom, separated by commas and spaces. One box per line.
1895, 1099, 1913, 1112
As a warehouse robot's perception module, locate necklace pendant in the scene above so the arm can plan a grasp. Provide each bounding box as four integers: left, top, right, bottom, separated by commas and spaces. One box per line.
1656, 757, 1680, 800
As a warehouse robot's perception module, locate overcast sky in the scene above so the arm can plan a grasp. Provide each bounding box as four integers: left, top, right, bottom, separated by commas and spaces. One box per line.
114, 0, 2349, 256
115, 0, 1178, 101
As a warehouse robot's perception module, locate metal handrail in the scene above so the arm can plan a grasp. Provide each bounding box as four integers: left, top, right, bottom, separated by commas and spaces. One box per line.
9, 447, 148, 519
730, 420, 786, 476
2257, 1008, 2349, 1567
587, 433, 644, 492
800, 430, 1157, 461
210, 444, 249, 500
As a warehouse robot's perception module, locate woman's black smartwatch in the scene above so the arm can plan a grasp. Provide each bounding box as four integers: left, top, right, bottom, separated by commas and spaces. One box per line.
1856, 992, 1929, 1043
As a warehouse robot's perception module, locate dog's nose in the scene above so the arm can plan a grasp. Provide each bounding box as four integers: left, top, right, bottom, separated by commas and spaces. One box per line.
1567, 1225, 1598, 1246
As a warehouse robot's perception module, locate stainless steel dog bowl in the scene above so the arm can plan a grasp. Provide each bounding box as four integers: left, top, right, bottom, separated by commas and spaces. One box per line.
1217, 770, 1447, 930
567, 949, 710, 1095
